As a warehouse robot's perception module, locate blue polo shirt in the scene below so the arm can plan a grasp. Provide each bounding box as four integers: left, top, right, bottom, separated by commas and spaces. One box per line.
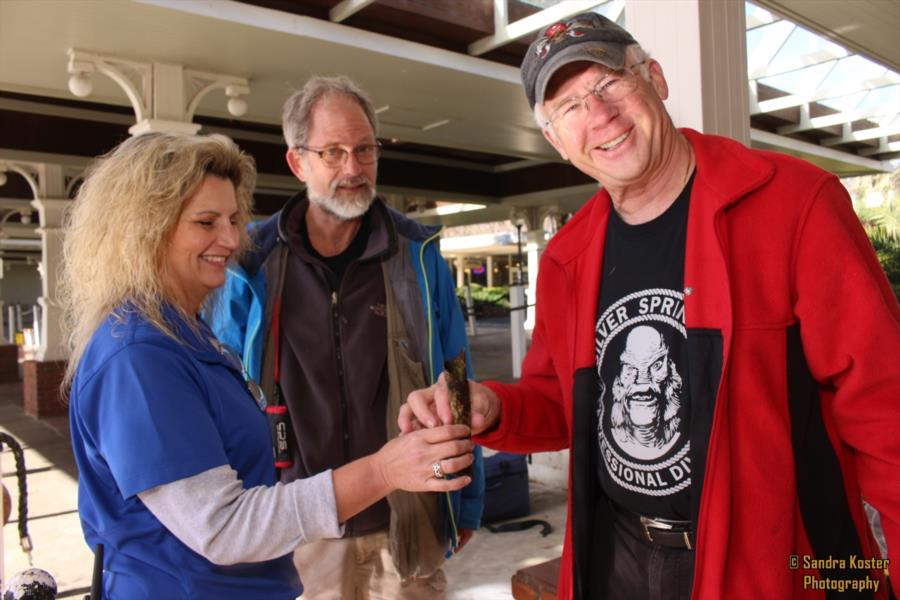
69, 305, 300, 599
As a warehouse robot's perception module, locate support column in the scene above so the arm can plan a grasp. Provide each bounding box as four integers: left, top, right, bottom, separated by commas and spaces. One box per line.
486, 255, 494, 288
455, 256, 465, 289
31, 195, 68, 363
625, 0, 750, 145
23, 164, 69, 417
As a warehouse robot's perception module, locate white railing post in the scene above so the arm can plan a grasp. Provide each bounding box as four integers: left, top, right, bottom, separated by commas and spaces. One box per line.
509, 285, 527, 379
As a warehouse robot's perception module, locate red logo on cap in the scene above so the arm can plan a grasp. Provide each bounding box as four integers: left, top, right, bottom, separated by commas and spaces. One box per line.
535, 18, 593, 59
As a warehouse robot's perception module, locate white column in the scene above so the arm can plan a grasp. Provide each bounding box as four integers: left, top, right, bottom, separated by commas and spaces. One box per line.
31, 188, 69, 362
523, 230, 544, 331
486, 255, 494, 288
509, 285, 526, 379
625, 0, 750, 145
128, 61, 203, 136
455, 256, 465, 289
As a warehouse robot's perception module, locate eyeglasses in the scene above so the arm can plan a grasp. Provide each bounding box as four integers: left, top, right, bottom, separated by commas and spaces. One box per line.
546, 61, 647, 129
297, 142, 382, 167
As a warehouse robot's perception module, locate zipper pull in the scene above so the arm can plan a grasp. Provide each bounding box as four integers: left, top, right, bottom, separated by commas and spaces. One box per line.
331, 291, 338, 306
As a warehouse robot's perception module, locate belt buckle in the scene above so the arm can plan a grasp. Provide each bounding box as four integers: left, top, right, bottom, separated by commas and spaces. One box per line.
639, 516, 693, 550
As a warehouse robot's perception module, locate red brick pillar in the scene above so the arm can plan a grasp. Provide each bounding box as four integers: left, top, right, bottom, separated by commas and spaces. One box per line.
0, 345, 19, 382
22, 360, 67, 418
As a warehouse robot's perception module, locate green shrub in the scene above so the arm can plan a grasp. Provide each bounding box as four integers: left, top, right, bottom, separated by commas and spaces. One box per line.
456, 283, 511, 317
871, 236, 900, 301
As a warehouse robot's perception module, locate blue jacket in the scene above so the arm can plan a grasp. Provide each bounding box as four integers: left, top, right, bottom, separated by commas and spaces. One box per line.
211, 194, 484, 552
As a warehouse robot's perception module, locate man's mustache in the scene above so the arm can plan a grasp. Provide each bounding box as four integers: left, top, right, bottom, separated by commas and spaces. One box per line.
330, 176, 371, 193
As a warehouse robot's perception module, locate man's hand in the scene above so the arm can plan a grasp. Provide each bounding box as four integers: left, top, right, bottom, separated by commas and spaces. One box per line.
399, 372, 501, 435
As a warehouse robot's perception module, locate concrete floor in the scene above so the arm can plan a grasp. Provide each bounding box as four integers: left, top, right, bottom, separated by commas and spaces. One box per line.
0, 318, 568, 599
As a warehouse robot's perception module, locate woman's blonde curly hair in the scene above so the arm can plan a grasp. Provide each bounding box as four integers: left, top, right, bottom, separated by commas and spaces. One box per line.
60, 132, 257, 387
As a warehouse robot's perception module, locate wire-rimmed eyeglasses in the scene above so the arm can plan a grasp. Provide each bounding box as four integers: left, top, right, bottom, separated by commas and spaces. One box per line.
297, 142, 382, 168
546, 61, 648, 129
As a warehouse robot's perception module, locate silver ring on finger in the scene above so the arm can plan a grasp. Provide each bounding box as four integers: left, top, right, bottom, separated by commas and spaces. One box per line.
431, 461, 445, 479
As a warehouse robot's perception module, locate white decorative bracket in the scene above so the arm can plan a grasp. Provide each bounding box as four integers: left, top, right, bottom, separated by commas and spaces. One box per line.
0, 160, 81, 200
0, 161, 41, 199
67, 49, 250, 136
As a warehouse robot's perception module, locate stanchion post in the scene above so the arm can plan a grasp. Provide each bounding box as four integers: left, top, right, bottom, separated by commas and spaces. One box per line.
509, 285, 526, 379
464, 284, 477, 337
32, 304, 41, 350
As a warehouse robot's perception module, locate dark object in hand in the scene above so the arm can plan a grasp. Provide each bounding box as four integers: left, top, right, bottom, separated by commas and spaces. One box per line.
444, 351, 472, 477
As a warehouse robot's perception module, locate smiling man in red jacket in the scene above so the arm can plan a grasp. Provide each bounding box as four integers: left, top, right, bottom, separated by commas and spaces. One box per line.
401, 11, 899, 600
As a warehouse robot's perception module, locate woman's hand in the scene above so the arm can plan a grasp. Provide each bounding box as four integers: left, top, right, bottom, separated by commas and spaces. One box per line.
375, 424, 474, 493
333, 423, 473, 522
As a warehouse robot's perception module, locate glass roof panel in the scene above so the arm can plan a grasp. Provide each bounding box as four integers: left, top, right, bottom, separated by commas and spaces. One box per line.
818, 91, 867, 112
745, 4, 775, 29
746, 21, 794, 74
856, 86, 900, 117
758, 61, 836, 95
774, 26, 845, 59
818, 55, 892, 90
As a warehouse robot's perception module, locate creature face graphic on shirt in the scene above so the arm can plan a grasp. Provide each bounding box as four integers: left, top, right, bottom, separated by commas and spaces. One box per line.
610, 326, 682, 458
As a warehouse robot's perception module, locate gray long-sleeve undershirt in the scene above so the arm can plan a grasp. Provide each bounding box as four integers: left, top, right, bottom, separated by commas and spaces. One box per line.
138, 465, 344, 566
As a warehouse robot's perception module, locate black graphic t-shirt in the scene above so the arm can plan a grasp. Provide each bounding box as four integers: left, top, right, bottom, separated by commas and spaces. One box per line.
595, 175, 694, 520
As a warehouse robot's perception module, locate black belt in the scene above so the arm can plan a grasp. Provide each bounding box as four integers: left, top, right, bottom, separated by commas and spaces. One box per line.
610, 501, 695, 550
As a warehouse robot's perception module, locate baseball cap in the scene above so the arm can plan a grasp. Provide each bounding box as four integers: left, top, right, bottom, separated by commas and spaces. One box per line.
521, 12, 637, 109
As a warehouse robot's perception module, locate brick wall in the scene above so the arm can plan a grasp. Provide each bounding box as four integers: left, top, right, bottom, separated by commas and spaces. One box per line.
22, 359, 67, 418
0, 345, 18, 383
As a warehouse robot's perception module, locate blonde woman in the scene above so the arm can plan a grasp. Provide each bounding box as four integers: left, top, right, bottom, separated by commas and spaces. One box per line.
62, 133, 474, 600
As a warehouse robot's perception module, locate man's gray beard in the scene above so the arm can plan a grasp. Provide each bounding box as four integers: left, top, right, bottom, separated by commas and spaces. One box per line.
308, 180, 376, 221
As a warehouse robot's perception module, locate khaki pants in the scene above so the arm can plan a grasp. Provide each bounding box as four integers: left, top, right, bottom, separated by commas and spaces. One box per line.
294, 531, 447, 600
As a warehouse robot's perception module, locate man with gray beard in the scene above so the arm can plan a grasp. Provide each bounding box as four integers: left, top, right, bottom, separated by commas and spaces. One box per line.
212, 75, 484, 599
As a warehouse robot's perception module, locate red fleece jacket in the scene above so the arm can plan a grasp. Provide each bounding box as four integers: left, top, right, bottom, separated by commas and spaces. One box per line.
476, 130, 899, 599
